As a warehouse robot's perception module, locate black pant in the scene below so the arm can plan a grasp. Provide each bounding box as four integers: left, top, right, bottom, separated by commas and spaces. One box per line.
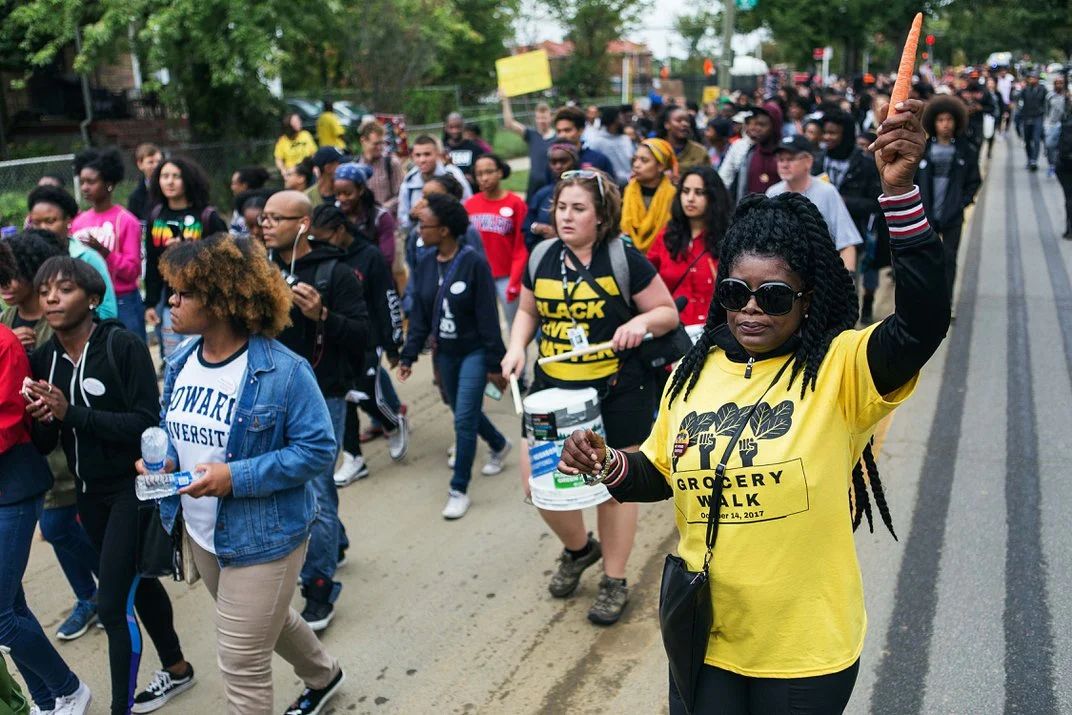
938, 222, 963, 301
1057, 170, 1072, 234
77, 487, 184, 715
343, 354, 399, 455
669, 660, 860, 714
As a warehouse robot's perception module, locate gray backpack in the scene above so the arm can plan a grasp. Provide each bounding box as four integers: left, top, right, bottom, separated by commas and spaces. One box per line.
526, 235, 632, 306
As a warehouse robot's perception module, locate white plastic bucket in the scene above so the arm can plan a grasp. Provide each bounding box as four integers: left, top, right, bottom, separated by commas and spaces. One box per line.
524, 387, 612, 511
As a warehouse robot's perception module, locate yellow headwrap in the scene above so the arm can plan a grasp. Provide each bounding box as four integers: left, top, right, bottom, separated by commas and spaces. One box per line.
620, 138, 678, 252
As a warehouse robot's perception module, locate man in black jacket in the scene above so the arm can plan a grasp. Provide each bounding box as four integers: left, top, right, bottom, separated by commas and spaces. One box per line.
1019, 71, 1048, 170
815, 111, 887, 323
917, 97, 982, 302
262, 190, 369, 631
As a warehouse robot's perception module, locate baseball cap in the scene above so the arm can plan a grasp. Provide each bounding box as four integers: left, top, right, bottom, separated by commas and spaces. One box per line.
774, 135, 816, 155
311, 146, 350, 168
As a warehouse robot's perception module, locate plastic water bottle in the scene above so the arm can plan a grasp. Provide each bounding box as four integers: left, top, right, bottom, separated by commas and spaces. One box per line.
136, 428, 203, 500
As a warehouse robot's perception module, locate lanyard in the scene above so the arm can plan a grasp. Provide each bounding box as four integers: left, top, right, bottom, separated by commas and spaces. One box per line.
559, 249, 585, 326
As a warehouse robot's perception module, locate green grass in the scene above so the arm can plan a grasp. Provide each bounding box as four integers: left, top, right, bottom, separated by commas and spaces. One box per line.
502, 169, 529, 196
492, 131, 527, 160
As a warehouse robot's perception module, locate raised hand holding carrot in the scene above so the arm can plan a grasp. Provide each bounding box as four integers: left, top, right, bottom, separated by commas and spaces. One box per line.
889, 12, 923, 109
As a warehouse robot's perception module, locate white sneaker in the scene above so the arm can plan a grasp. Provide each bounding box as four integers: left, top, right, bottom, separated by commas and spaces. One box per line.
442, 490, 471, 520
333, 452, 369, 487
51, 681, 91, 715
447, 444, 456, 469
386, 414, 409, 461
481, 438, 513, 476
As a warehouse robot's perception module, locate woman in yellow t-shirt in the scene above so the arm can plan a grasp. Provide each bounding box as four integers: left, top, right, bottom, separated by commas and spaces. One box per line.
560, 99, 949, 713
274, 113, 318, 174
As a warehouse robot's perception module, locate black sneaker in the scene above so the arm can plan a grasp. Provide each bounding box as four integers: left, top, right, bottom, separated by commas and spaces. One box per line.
284, 668, 345, 715
588, 575, 630, 626
301, 579, 335, 632
548, 534, 602, 598
131, 665, 196, 713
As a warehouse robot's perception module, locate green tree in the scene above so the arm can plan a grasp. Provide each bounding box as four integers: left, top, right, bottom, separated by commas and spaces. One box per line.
674, 2, 720, 74
545, 0, 652, 97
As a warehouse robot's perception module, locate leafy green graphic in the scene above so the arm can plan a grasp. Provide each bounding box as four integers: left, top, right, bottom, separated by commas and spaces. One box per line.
713, 403, 747, 436
749, 400, 795, 440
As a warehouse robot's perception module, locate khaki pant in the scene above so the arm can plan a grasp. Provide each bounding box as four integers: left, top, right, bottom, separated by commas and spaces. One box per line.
189, 539, 338, 714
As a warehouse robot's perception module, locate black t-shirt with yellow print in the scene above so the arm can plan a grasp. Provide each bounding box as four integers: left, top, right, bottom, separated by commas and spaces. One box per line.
523, 238, 656, 390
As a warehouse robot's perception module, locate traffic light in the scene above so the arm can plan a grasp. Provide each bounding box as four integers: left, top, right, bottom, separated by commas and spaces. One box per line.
925, 34, 935, 46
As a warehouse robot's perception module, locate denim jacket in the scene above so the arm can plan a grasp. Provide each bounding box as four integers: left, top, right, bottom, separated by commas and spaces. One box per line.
158, 335, 336, 567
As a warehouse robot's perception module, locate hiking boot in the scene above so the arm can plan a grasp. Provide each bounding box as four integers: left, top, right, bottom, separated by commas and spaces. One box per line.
481, 438, 512, 476
548, 534, 602, 598
588, 575, 629, 626
131, 666, 196, 713
300, 579, 335, 632
333, 452, 369, 487
284, 668, 345, 715
56, 599, 97, 641
442, 490, 471, 520
386, 413, 409, 461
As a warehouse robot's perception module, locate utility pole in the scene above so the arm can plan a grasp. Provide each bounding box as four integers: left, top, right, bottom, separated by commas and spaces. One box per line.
719, 0, 735, 92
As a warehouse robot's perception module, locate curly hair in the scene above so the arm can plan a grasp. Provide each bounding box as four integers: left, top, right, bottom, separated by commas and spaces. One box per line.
159, 234, 293, 337
27, 185, 79, 219
662, 165, 732, 261
0, 240, 15, 285
922, 95, 968, 138
149, 155, 213, 210
73, 147, 125, 184
234, 165, 270, 190
666, 192, 896, 538
550, 168, 622, 246
5, 231, 65, 283
424, 193, 470, 238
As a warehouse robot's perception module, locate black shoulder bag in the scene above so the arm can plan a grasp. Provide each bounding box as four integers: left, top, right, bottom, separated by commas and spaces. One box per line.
562, 246, 693, 371
105, 331, 183, 580
661, 357, 792, 713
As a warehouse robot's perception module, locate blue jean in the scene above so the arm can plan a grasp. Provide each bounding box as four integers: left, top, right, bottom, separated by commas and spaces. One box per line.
434, 349, 507, 494
116, 290, 147, 343
1023, 118, 1043, 164
39, 505, 99, 603
300, 396, 346, 600
0, 497, 80, 711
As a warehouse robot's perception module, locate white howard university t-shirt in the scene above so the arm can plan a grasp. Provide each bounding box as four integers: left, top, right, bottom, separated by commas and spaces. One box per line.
166, 343, 248, 554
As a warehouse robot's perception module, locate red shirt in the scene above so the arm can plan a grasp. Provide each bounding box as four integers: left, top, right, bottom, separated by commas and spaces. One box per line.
0, 324, 32, 455
464, 192, 528, 287
646, 228, 719, 327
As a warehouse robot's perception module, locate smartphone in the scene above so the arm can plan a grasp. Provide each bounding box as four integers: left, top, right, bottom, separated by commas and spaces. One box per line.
484, 382, 503, 401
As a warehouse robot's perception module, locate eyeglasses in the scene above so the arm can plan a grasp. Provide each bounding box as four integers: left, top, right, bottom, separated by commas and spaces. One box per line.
174, 290, 199, 302
560, 169, 606, 203
717, 278, 804, 316
257, 214, 304, 226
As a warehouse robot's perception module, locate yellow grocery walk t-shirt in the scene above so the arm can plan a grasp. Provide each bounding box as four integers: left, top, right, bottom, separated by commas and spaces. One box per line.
640, 323, 917, 678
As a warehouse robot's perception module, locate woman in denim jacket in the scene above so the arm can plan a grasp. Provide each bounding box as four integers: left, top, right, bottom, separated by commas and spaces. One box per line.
140, 235, 345, 715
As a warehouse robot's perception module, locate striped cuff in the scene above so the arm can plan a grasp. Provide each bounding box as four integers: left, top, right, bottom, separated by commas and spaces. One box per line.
878, 185, 930, 241
602, 448, 629, 488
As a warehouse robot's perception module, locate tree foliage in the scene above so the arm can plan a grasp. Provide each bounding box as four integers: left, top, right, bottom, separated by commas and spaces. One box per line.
674, 1, 721, 73
545, 0, 652, 97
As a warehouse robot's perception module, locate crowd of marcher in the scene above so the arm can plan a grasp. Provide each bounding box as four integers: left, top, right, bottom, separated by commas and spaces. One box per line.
1, 57, 1070, 715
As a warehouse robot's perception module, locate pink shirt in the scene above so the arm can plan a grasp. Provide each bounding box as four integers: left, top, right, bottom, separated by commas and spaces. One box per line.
70, 205, 142, 295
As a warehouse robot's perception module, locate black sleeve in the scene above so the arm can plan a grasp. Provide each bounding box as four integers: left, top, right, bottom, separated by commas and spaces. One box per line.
866, 190, 951, 395
962, 149, 982, 207
365, 251, 404, 357
606, 451, 673, 503
400, 261, 431, 366
323, 266, 369, 361
206, 210, 229, 235
624, 245, 658, 295
842, 157, 882, 221
63, 332, 160, 443
144, 227, 164, 308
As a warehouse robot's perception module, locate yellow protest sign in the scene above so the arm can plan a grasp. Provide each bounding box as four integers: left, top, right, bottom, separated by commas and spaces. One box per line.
701, 86, 721, 104
496, 50, 553, 98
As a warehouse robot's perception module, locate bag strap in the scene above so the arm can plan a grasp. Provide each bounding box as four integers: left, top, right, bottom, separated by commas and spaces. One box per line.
562, 245, 634, 325
702, 357, 794, 568
668, 248, 710, 296
527, 237, 559, 288
607, 236, 632, 306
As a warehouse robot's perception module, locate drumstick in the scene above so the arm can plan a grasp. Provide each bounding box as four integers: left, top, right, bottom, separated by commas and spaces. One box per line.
889, 13, 923, 109
509, 374, 523, 415
536, 333, 654, 366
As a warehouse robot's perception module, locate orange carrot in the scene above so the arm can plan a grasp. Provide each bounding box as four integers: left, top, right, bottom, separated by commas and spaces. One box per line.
889, 13, 923, 110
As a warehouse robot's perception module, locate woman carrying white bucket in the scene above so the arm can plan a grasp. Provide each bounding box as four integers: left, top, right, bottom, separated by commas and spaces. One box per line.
501, 169, 679, 625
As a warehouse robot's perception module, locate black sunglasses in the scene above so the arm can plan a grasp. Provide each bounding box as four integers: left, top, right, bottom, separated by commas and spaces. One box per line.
717, 278, 804, 316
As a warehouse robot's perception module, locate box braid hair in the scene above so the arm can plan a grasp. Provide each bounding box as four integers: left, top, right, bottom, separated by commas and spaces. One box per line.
666, 191, 896, 539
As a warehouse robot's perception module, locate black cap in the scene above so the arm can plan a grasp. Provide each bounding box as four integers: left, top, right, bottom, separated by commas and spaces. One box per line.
774, 134, 816, 155
311, 146, 350, 168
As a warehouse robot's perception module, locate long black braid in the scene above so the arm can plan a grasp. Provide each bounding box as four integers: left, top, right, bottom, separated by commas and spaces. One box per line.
666, 192, 896, 539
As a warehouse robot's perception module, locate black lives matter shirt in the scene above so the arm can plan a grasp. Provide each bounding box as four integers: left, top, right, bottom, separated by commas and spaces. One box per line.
523, 238, 655, 391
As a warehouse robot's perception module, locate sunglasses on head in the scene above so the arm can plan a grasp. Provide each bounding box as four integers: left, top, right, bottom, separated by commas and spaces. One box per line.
560, 169, 606, 203
717, 278, 804, 316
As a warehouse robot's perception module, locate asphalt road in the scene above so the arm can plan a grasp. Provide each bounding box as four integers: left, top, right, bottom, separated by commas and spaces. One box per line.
14, 137, 1071, 713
